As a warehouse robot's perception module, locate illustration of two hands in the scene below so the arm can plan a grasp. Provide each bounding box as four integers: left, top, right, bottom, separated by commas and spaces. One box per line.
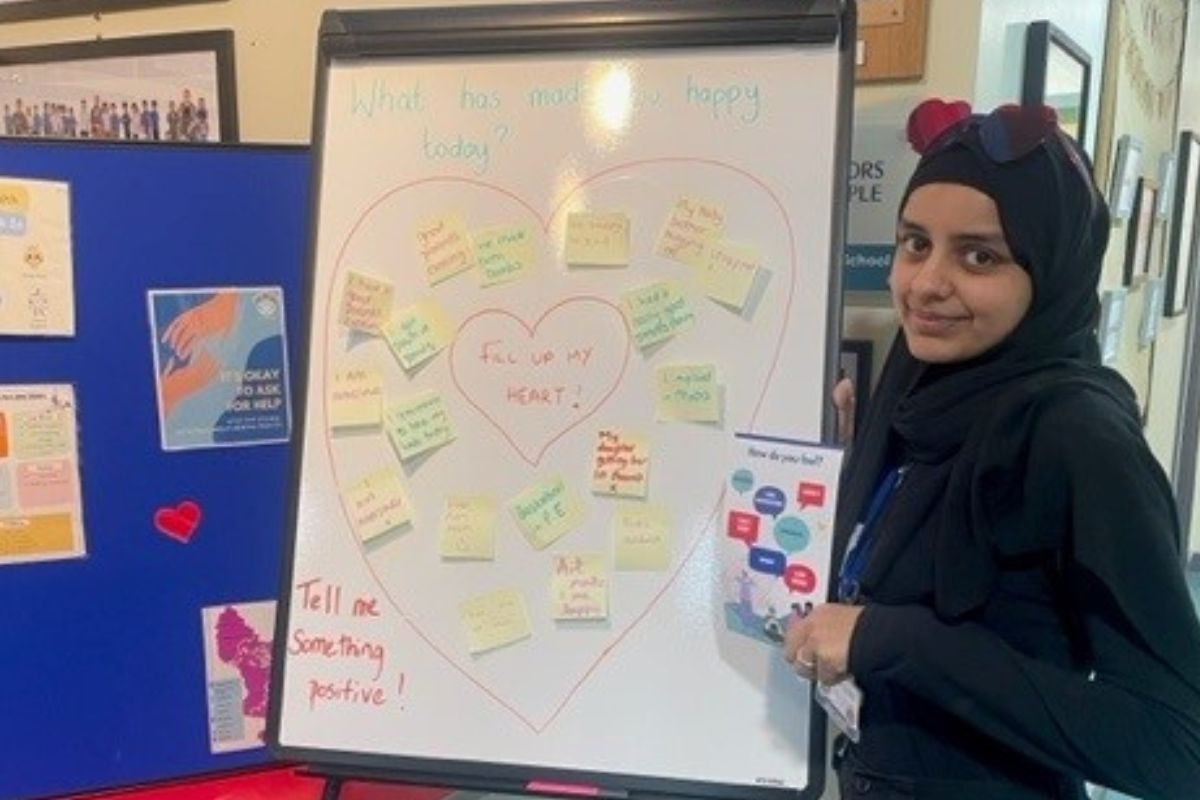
160, 293, 239, 418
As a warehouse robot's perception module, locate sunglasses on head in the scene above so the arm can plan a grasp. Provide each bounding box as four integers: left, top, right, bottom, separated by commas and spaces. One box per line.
907, 99, 1094, 189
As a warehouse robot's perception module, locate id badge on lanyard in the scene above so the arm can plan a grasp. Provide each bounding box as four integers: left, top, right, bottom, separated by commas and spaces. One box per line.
837, 464, 907, 603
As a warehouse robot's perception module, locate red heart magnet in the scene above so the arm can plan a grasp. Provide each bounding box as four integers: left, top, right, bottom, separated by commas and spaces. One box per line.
154, 500, 203, 543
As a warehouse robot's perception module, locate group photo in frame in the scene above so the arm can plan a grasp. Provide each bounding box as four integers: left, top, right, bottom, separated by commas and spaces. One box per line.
0, 30, 238, 143
0, 0, 225, 23
1022, 20, 1092, 157
1166, 131, 1200, 317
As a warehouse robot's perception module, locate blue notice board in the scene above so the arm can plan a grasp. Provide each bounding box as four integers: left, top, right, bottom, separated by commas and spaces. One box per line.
0, 140, 309, 800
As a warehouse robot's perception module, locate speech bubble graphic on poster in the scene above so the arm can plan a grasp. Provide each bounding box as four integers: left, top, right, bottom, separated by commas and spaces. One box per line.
797, 481, 826, 508
753, 486, 786, 518
726, 510, 760, 544
773, 515, 810, 553
730, 468, 755, 494
748, 546, 786, 576
784, 563, 817, 593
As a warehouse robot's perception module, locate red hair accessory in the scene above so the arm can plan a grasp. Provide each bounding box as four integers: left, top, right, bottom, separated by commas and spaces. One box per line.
906, 98, 973, 155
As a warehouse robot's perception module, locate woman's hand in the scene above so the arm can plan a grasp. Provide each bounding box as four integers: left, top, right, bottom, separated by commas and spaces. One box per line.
784, 603, 864, 685
833, 376, 856, 446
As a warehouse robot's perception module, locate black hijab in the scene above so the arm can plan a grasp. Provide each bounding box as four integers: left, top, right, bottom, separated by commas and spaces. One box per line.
833, 116, 1200, 681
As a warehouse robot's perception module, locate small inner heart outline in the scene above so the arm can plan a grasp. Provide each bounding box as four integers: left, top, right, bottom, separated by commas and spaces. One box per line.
448, 295, 632, 467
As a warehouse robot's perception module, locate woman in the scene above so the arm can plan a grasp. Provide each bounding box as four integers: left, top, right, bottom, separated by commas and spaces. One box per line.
785, 99, 1200, 799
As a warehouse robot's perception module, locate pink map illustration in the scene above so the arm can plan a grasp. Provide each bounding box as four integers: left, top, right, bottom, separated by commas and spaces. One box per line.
215, 605, 272, 718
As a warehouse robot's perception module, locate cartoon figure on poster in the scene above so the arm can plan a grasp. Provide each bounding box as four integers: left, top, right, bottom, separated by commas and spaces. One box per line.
148, 287, 292, 450
722, 433, 842, 646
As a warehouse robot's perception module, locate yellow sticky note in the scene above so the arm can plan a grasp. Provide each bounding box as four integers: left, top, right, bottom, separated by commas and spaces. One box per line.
382, 300, 456, 372
339, 271, 394, 333
510, 476, 585, 550
343, 468, 412, 543
474, 225, 535, 286
385, 391, 456, 461
620, 280, 696, 351
551, 553, 608, 620
329, 366, 384, 430
591, 428, 650, 498
564, 211, 630, 267
613, 503, 672, 571
416, 213, 475, 286
656, 197, 725, 268
12, 409, 71, 459
655, 363, 721, 423
459, 588, 532, 654
699, 241, 761, 309
439, 495, 497, 560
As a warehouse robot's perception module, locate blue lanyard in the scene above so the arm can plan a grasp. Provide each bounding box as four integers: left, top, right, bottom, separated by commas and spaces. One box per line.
837, 464, 907, 602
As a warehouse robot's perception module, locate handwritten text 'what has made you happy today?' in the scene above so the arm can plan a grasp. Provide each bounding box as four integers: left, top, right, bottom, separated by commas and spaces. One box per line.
348, 75, 763, 174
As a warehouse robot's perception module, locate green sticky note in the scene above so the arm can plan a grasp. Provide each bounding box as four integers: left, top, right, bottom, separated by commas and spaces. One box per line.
620, 280, 696, 351
510, 475, 585, 550
382, 300, 455, 371
474, 224, 536, 286
654, 363, 721, 423
384, 391, 456, 461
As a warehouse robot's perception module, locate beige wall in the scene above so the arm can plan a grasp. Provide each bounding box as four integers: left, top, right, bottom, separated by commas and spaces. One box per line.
2, 0, 444, 143
4, 0, 980, 383
1090, 0, 1190, 476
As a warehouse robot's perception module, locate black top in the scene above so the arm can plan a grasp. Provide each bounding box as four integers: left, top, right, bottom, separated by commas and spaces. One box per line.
846, 387, 1200, 799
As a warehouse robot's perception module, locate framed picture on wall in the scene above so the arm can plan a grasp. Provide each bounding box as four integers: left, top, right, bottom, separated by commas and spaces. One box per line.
1022, 20, 1091, 157
0, 31, 237, 143
1098, 288, 1128, 366
1123, 177, 1157, 286
1109, 134, 1144, 220
0, 0, 226, 23
1166, 131, 1200, 317
1156, 151, 1177, 221
838, 338, 873, 435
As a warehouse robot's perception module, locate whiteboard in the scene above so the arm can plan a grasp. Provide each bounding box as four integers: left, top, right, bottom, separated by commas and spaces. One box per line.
272, 3, 852, 798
